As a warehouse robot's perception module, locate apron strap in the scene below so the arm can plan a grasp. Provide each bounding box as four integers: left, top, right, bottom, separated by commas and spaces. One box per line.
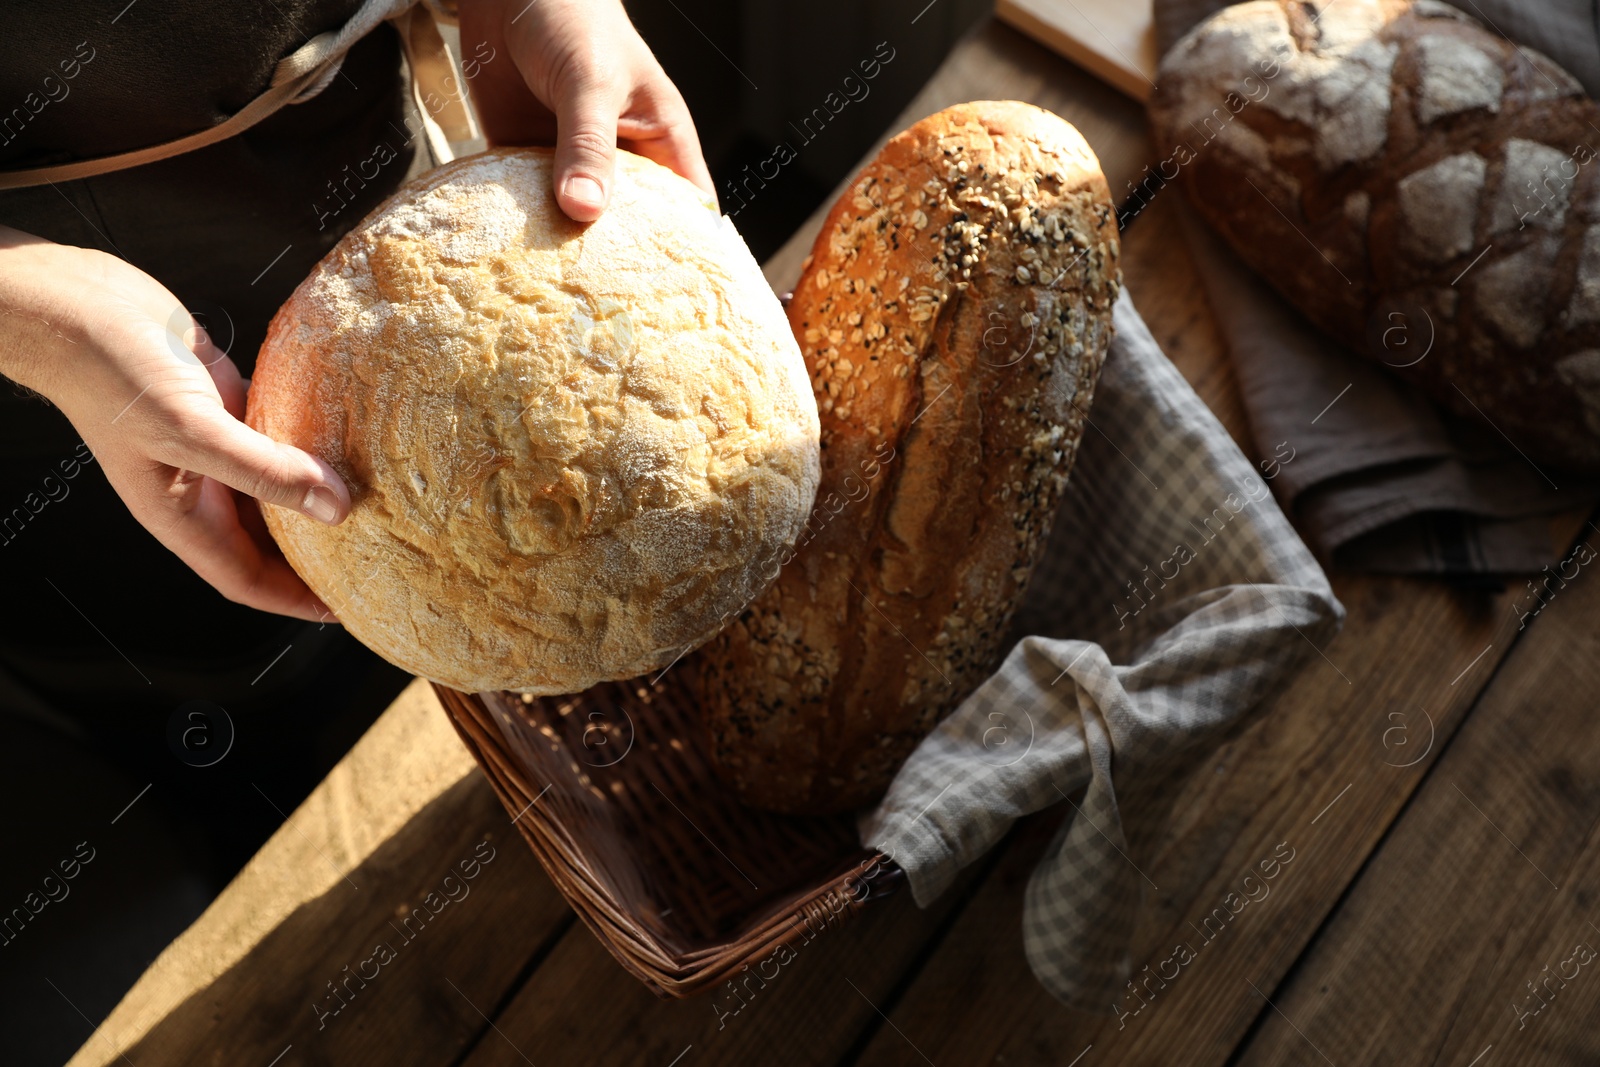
392, 4, 479, 165
0, 0, 476, 190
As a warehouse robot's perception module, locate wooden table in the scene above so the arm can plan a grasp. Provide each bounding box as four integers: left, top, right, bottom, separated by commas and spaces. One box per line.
68, 18, 1600, 1067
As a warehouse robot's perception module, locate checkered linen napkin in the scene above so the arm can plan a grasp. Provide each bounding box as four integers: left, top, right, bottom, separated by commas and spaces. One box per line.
859, 288, 1345, 1009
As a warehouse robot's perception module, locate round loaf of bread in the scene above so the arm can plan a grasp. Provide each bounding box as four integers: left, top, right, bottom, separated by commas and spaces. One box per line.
246, 148, 821, 694
1150, 0, 1600, 470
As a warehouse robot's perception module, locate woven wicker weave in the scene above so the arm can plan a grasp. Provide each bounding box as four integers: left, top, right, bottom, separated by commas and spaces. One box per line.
433, 659, 903, 998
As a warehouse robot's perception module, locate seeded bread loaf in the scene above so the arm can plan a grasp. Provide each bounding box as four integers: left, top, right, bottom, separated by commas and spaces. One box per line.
694, 101, 1122, 814
1149, 0, 1600, 471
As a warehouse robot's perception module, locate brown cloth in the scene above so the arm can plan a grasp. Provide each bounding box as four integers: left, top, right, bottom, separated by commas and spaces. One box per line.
1151, 0, 1600, 573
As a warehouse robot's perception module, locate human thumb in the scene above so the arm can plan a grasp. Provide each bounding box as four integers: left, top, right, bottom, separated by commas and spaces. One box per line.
552, 73, 619, 222
164, 406, 351, 526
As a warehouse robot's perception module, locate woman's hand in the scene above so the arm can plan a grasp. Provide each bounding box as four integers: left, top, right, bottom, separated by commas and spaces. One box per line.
460, 0, 715, 221
0, 227, 346, 622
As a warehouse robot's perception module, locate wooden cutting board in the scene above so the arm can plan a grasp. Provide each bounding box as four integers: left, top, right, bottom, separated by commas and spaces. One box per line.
996, 0, 1159, 102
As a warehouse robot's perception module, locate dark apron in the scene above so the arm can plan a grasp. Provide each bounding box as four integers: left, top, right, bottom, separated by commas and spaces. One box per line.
0, 3, 425, 737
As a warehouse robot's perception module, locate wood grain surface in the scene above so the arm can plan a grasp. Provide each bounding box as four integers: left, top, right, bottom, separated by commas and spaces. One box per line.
453, 851, 996, 1067
65, 679, 577, 1067
1232, 519, 1600, 1067
995, 0, 1159, 102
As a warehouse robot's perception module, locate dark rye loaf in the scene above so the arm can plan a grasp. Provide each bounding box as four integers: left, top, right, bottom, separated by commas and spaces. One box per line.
1149, 0, 1600, 471
694, 101, 1122, 814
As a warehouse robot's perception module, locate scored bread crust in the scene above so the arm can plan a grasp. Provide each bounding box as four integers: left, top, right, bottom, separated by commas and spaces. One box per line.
247, 148, 820, 694
1150, 0, 1600, 470
695, 102, 1122, 814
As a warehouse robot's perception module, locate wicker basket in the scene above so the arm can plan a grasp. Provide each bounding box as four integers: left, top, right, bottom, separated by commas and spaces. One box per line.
433, 659, 903, 998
